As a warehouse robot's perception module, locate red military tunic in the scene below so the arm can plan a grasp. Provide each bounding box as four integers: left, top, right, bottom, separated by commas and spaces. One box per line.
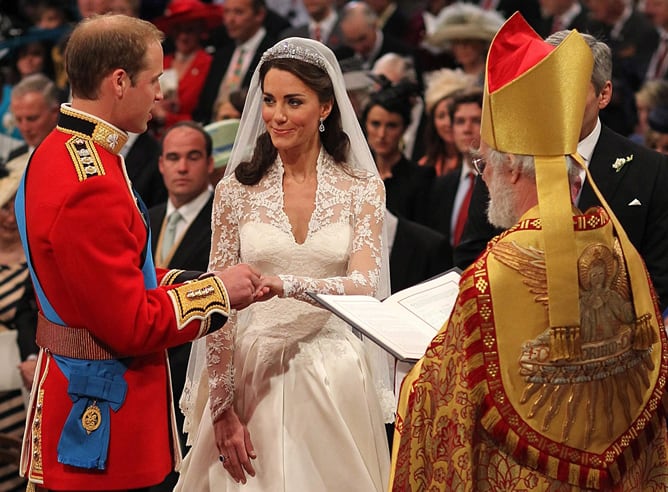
20, 105, 230, 490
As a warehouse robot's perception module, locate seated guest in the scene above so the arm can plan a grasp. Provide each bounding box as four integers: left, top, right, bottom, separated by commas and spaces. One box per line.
151, 0, 222, 133
419, 68, 476, 176
426, 2, 504, 85
279, 0, 345, 50
362, 80, 434, 224
424, 88, 482, 253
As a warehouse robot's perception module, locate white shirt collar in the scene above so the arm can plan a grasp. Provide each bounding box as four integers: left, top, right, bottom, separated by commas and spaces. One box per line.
165, 188, 212, 228
577, 117, 601, 165
237, 26, 266, 55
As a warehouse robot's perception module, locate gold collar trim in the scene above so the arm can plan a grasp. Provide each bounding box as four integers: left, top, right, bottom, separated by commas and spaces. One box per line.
57, 104, 128, 154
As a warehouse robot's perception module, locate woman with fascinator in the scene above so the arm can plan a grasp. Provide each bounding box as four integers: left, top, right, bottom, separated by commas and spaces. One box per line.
175, 38, 392, 491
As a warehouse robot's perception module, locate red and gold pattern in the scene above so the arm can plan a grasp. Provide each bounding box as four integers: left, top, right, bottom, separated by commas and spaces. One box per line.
391, 207, 668, 491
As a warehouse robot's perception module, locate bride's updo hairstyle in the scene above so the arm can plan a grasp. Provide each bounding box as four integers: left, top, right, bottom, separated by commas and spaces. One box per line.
235, 43, 350, 185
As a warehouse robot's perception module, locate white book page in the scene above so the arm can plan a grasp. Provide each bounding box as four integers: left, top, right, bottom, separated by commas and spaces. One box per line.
314, 270, 461, 360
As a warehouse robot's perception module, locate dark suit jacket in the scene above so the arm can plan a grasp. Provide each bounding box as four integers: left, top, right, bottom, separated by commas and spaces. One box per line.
390, 216, 451, 293
193, 32, 276, 125
124, 132, 166, 209
425, 164, 462, 248
584, 11, 659, 136
148, 195, 213, 447
383, 155, 435, 225
149, 196, 213, 274
534, 5, 590, 38
454, 125, 668, 311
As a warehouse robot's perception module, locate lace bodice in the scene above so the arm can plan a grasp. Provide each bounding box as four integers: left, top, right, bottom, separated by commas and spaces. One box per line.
206, 150, 386, 420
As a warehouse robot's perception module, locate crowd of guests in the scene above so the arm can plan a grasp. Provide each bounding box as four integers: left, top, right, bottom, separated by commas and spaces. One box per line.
1, 0, 668, 490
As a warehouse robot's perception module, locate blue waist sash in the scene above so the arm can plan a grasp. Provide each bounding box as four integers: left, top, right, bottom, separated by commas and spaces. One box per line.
15, 169, 158, 470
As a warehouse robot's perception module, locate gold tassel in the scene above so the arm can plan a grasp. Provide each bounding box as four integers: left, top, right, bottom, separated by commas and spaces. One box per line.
633, 314, 657, 350
550, 326, 582, 361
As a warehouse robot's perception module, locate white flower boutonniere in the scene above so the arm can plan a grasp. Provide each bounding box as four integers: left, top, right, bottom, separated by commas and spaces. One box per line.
612, 154, 633, 172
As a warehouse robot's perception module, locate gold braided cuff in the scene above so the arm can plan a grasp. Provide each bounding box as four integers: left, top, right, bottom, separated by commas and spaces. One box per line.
167, 276, 230, 332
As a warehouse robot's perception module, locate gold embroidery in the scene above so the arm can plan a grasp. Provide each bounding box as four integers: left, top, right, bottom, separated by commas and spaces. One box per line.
167, 276, 230, 330
58, 105, 128, 153
493, 240, 658, 448
28, 389, 45, 484
65, 136, 105, 181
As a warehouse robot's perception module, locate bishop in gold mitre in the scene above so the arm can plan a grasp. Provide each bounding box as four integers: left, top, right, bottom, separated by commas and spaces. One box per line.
389, 13, 668, 491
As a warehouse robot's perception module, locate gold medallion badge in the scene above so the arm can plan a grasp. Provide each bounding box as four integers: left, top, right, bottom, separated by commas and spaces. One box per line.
82, 402, 101, 434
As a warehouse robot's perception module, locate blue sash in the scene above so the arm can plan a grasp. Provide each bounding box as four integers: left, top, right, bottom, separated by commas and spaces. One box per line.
15, 168, 158, 470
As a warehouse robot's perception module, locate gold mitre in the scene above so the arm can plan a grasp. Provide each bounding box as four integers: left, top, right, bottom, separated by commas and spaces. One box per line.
481, 14, 591, 156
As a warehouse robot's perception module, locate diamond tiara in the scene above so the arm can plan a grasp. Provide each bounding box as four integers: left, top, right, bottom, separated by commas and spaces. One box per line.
260, 40, 327, 71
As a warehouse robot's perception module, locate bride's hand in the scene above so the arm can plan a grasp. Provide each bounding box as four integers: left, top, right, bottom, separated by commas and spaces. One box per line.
213, 407, 256, 484
254, 275, 283, 301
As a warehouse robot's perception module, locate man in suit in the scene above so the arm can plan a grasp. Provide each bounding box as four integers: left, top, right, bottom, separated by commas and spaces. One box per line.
4, 73, 59, 167
535, 0, 590, 38
280, 0, 345, 50
644, 0, 668, 81
426, 89, 482, 257
193, 0, 275, 125
454, 30, 668, 312
363, 0, 408, 41
147, 121, 215, 491
335, 1, 416, 73
584, 0, 659, 136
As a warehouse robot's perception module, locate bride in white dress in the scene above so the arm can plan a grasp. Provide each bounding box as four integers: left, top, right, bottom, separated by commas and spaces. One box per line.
175, 38, 394, 491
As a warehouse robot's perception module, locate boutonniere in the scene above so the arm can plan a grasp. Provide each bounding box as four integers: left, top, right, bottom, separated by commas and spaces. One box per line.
612, 154, 633, 172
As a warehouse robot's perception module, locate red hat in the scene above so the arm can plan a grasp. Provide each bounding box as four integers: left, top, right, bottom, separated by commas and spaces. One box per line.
153, 0, 224, 34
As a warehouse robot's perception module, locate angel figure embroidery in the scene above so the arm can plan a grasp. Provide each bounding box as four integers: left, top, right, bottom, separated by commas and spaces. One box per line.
579, 243, 634, 343
492, 240, 655, 447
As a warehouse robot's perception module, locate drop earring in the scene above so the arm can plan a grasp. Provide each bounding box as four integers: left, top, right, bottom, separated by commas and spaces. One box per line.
319, 118, 325, 133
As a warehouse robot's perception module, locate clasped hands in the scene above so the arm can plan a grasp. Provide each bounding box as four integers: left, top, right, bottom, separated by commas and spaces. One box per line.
213, 264, 284, 310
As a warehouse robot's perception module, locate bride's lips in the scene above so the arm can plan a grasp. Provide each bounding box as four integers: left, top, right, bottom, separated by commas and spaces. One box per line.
271, 127, 295, 135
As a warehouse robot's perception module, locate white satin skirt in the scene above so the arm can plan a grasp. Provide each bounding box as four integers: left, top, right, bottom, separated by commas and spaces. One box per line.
175, 305, 390, 491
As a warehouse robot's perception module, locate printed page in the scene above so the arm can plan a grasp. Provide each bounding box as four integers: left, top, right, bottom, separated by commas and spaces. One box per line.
311, 269, 461, 361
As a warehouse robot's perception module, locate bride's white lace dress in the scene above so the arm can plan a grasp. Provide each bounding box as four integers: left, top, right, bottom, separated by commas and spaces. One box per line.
175, 151, 392, 491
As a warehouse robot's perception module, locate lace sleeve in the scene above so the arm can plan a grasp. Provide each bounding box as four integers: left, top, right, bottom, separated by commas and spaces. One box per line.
281, 174, 386, 303
206, 179, 240, 422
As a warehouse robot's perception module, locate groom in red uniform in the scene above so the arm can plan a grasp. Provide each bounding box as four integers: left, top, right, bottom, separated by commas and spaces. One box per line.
17, 14, 266, 491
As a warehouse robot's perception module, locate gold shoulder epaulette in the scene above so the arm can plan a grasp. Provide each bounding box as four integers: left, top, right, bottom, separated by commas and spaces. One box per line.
65, 136, 106, 182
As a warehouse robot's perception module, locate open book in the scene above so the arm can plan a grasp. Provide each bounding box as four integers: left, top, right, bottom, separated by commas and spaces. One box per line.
309, 269, 461, 362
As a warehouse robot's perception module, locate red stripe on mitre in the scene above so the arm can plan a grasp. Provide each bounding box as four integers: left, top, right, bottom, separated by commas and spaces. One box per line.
486, 13, 554, 93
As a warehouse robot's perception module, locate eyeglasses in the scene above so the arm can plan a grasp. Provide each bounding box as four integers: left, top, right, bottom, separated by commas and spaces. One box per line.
471, 156, 486, 175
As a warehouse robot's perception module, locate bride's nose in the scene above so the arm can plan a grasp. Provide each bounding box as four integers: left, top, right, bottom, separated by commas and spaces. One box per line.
273, 104, 288, 123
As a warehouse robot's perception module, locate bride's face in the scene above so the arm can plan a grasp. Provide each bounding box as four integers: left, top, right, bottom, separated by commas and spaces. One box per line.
261, 68, 328, 152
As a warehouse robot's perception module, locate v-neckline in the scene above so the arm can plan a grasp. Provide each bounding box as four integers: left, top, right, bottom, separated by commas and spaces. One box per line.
278, 153, 321, 246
